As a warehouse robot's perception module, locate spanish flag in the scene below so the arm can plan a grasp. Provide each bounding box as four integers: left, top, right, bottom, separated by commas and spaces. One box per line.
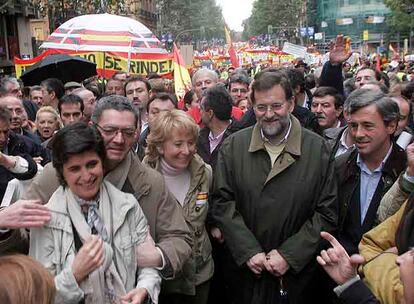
224, 24, 239, 68
173, 43, 192, 105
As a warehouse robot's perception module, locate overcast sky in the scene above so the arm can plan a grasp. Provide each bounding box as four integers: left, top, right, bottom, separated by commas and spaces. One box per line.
216, 0, 254, 32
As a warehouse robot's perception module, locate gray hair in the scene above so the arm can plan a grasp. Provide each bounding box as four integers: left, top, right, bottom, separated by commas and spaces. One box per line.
0, 76, 19, 96
192, 68, 218, 85
345, 88, 400, 125
91, 95, 138, 125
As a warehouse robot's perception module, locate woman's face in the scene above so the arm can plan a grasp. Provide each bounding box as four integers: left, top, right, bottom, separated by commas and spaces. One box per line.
37, 112, 58, 139
63, 150, 103, 200
161, 129, 196, 170
238, 99, 249, 113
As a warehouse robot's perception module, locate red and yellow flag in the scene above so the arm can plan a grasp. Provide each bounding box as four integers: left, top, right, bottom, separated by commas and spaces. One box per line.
224, 24, 239, 68
173, 43, 192, 104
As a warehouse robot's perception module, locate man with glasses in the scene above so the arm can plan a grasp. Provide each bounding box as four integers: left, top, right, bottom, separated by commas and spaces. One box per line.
4, 95, 193, 281
228, 74, 250, 106
210, 70, 337, 304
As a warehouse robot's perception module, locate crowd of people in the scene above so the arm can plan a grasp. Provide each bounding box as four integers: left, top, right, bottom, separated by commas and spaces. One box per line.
0, 35, 414, 304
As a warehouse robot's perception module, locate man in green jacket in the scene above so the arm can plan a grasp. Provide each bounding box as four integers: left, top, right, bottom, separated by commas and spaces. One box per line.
210, 70, 338, 304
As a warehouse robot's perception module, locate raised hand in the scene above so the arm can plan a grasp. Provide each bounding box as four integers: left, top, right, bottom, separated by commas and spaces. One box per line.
0, 200, 50, 229
329, 35, 352, 65
317, 231, 365, 285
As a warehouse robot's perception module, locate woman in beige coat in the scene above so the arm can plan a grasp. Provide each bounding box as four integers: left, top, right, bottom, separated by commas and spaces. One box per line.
29, 123, 160, 304
144, 110, 213, 304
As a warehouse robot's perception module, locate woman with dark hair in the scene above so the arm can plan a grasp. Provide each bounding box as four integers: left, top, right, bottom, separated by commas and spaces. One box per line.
29, 122, 160, 304
0, 254, 55, 304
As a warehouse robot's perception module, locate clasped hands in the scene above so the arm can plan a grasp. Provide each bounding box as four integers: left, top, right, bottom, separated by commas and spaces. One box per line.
246, 250, 289, 276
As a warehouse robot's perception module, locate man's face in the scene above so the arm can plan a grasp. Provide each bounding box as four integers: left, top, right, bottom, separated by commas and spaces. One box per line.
343, 63, 351, 73
41, 86, 54, 107
60, 102, 83, 126
349, 104, 396, 160
311, 95, 342, 130
393, 97, 410, 136
148, 99, 176, 128
76, 90, 96, 118
194, 73, 217, 99
105, 80, 125, 96
96, 109, 137, 165
253, 85, 294, 141
0, 96, 24, 131
355, 69, 376, 89
229, 82, 248, 105
6, 81, 22, 98
30, 90, 43, 106
125, 81, 150, 109
0, 119, 10, 151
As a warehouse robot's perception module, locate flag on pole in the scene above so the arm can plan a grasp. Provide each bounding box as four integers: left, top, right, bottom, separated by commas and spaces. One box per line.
224, 24, 239, 68
173, 43, 192, 106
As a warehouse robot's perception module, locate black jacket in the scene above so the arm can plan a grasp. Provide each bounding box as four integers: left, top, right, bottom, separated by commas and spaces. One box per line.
196, 124, 237, 171
335, 144, 406, 254
339, 280, 380, 304
1, 132, 38, 201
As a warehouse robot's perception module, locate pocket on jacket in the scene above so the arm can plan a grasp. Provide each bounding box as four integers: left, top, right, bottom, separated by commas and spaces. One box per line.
120, 234, 138, 266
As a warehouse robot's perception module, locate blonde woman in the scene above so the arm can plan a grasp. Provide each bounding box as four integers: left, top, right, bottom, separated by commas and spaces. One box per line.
35, 106, 62, 142
144, 110, 213, 304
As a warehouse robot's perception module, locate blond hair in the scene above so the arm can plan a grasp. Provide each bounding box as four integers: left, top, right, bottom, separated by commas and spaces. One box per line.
146, 109, 199, 162
0, 254, 55, 304
35, 106, 63, 130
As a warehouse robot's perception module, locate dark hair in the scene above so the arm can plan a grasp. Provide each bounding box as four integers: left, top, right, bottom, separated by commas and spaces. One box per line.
355, 67, 381, 82
91, 95, 138, 126
286, 68, 305, 93
58, 94, 85, 114
202, 85, 233, 120
29, 85, 42, 95
378, 71, 390, 88
146, 92, 178, 113
124, 76, 151, 93
313, 86, 344, 109
183, 90, 195, 106
147, 73, 161, 80
40, 78, 64, 99
402, 82, 414, 102
0, 107, 11, 124
228, 74, 250, 90
251, 70, 293, 104
51, 122, 105, 186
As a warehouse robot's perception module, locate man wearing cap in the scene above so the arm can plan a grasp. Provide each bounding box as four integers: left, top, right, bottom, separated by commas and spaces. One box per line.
64, 81, 82, 95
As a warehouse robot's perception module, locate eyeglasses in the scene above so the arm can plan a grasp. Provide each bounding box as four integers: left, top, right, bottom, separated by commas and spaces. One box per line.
254, 103, 284, 113
230, 88, 248, 94
94, 123, 136, 138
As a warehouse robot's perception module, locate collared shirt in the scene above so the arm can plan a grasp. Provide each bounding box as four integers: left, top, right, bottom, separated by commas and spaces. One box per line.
261, 119, 292, 167
357, 144, 393, 224
209, 128, 227, 153
335, 128, 355, 158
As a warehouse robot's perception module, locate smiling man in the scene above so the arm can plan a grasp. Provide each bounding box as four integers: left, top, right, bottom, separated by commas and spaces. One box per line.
211, 70, 337, 303
336, 89, 406, 255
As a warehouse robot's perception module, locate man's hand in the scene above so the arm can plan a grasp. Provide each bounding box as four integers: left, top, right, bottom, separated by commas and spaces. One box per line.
121, 287, 148, 304
264, 249, 290, 276
329, 35, 352, 65
136, 229, 162, 268
0, 200, 50, 229
246, 252, 266, 275
71, 236, 104, 284
210, 227, 224, 243
317, 231, 365, 285
0, 152, 16, 169
405, 142, 414, 176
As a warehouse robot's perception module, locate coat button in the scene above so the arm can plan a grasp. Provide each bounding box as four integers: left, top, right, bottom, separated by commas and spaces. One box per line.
195, 207, 200, 212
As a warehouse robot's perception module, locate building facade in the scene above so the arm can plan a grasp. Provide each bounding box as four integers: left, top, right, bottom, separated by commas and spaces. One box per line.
316, 0, 390, 45
0, 1, 36, 74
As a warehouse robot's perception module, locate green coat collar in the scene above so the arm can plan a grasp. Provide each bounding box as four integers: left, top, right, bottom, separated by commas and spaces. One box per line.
248, 114, 302, 156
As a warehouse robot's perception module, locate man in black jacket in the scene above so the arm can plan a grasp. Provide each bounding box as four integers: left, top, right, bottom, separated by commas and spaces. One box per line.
336, 89, 406, 255
0, 107, 37, 201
